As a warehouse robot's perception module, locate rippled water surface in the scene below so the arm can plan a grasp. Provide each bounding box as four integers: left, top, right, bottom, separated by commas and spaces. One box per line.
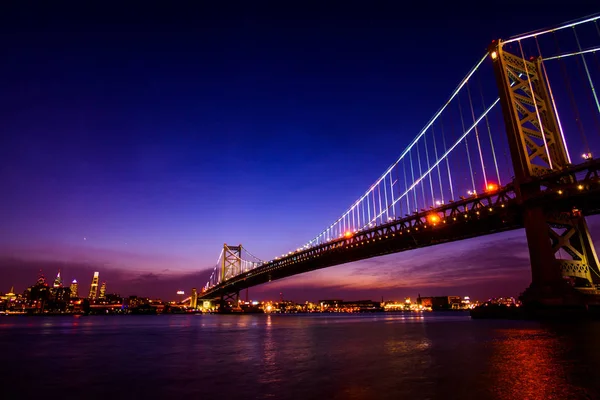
2, 312, 600, 399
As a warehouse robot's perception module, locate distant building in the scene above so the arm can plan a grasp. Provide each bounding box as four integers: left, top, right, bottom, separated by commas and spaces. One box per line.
53, 270, 63, 288
70, 279, 78, 298
190, 288, 198, 309
99, 282, 106, 299
88, 272, 99, 299
319, 299, 343, 311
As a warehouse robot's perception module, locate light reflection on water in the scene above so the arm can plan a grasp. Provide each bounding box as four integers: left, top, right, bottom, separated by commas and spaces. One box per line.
1, 312, 599, 399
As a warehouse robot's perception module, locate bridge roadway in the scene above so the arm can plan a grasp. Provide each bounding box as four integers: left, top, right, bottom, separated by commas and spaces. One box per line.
199, 159, 600, 300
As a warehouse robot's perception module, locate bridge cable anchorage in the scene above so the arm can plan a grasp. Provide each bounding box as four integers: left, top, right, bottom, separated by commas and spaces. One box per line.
503, 13, 600, 44
477, 73, 502, 185
442, 113, 455, 200
552, 32, 591, 154
572, 28, 600, 133
423, 129, 435, 206
431, 125, 444, 203
534, 36, 571, 164
367, 98, 500, 226
517, 39, 553, 170
457, 92, 477, 193
467, 81, 488, 189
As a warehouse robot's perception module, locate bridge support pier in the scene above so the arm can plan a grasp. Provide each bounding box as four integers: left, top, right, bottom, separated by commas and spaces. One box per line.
490, 40, 600, 315
218, 291, 241, 313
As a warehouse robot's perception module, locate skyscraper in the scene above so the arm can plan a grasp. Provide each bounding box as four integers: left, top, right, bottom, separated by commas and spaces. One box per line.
70, 279, 78, 298
88, 272, 99, 299
53, 270, 63, 288
191, 288, 198, 309
99, 281, 106, 299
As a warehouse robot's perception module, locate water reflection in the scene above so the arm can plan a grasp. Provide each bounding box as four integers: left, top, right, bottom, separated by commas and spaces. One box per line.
2, 314, 600, 399
488, 326, 594, 400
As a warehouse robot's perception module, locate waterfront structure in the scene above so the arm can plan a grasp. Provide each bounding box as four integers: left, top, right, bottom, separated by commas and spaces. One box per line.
88, 272, 99, 299
70, 279, 78, 298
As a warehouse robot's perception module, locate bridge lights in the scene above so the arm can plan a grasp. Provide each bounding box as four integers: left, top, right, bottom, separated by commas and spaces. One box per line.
344, 231, 353, 238
558, 190, 563, 195
582, 153, 592, 160
577, 184, 584, 190
427, 214, 440, 224
486, 183, 498, 192
491, 51, 498, 59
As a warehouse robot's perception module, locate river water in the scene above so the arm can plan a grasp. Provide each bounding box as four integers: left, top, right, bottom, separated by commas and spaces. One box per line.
1, 312, 600, 399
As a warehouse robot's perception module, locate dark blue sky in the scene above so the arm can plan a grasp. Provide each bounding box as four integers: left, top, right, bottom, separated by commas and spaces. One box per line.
1, 1, 599, 300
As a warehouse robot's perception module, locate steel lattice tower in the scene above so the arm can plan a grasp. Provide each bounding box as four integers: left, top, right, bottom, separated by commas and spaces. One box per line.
489, 40, 600, 302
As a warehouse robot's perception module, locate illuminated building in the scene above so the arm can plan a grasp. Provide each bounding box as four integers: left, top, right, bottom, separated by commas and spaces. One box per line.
53, 270, 63, 288
0, 286, 17, 302
190, 288, 198, 309
88, 272, 99, 299
99, 281, 106, 299
70, 279, 78, 298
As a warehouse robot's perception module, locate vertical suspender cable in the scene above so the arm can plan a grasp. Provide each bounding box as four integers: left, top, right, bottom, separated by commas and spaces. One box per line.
573, 28, 600, 116
389, 172, 396, 218
367, 189, 371, 225
383, 174, 389, 221
432, 125, 444, 203
553, 33, 591, 152
416, 141, 426, 208
477, 74, 502, 183
441, 118, 454, 200
534, 36, 571, 164
423, 130, 435, 205
371, 188, 377, 225
409, 151, 417, 212
403, 158, 410, 214
377, 184, 383, 224
467, 82, 488, 188
457, 93, 477, 192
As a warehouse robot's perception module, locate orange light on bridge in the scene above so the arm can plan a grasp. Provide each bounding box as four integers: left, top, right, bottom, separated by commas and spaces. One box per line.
428, 214, 440, 224
486, 183, 498, 192
344, 231, 353, 238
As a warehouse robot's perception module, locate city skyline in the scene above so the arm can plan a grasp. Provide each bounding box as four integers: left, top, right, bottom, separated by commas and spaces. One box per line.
2, 3, 600, 301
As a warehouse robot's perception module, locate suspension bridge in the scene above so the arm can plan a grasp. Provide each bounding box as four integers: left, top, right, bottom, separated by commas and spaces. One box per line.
199, 14, 600, 309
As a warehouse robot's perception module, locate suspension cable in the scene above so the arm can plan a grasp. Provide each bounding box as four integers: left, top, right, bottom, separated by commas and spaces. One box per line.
553, 33, 591, 153
457, 93, 476, 192
416, 141, 426, 209
573, 28, 600, 116
431, 125, 444, 203
443, 112, 455, 200
409, 151, 417, 212
534, 36, 571, 164
467, 81, 488, 188
423, 130, 435, 205
477, 73, 501, 184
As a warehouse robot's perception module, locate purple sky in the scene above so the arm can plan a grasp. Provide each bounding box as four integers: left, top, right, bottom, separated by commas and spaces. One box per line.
1, 2, 599, 301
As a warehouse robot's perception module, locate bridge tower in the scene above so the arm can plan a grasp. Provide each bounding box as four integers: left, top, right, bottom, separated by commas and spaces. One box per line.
489, 41, 600, 305
219, 244, 242, 311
